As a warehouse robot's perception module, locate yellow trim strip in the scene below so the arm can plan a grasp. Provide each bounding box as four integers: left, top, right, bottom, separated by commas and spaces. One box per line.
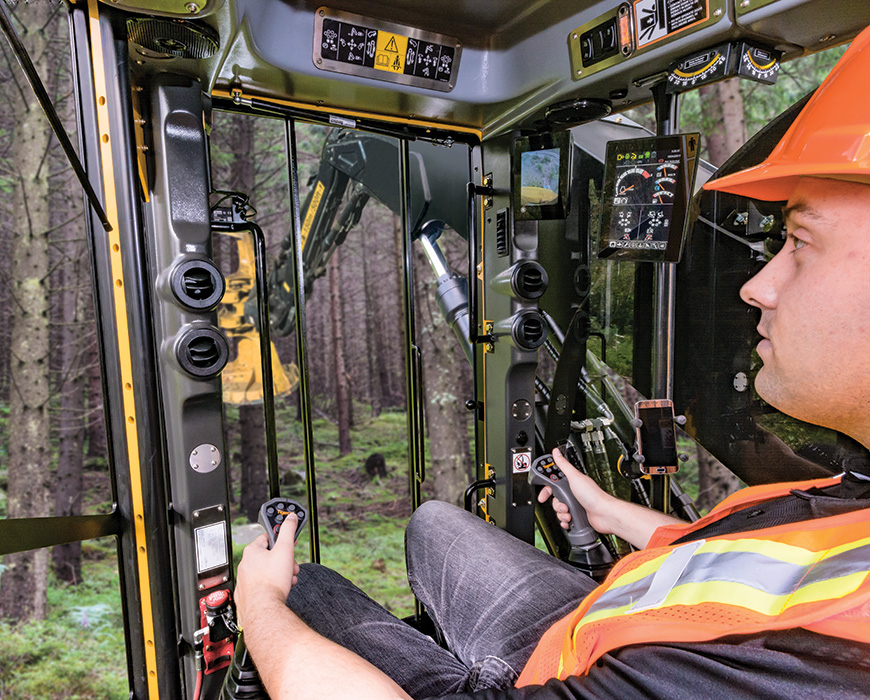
87, 3, 159, 697
210, 87, 482, 140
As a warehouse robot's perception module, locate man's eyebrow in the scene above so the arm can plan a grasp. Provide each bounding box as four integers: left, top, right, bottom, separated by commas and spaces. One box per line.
781, 201, 824, 223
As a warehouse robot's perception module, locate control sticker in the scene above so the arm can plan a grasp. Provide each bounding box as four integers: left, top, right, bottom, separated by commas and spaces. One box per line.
314, 7, 460, 92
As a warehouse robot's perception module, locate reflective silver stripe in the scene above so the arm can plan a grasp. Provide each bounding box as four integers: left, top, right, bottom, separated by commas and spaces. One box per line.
582, 538, 870, 621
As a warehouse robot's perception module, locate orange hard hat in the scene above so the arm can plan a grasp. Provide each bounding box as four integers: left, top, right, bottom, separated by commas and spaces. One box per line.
703, 25, 870, 201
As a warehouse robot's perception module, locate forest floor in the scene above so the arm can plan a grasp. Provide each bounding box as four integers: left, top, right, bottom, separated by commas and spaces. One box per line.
0, 410, 421, 699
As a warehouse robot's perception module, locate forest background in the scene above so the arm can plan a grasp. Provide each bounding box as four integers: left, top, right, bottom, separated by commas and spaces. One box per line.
0, 3, 847, 697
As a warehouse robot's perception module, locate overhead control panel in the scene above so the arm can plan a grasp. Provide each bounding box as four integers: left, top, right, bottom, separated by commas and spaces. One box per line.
568, 0, 726, 81
313, 6, 461, 92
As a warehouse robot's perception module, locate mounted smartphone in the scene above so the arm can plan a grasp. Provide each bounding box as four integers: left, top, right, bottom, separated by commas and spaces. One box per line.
635, 399, 678, 474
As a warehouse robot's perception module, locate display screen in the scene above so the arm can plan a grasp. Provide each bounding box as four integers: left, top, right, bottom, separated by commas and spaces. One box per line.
598, 133, 699, 262
636, 402, 678, 471
520, 148, 561, 207
513, 131, 571, 220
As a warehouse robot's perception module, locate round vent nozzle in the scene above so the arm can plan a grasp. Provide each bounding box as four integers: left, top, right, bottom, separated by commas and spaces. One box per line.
512, 311, 548, 351
127, 18, 219, 59
170, 259, 225, 310
176, 326, 229, 378
511, 261, 548, 300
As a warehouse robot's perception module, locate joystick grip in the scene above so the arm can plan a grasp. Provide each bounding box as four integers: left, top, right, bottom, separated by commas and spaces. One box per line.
529, 455, 599, 548
258, 498, 308, 550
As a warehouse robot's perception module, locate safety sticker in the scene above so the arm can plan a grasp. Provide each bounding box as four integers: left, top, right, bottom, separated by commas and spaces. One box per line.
300, 181, 325, 250
634, 0, 708, 48
375, 32, 408, 73
512, 448, 532, 473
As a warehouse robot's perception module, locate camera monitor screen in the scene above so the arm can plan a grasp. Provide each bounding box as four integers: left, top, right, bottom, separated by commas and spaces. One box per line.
598, 133, 699, 262
513, 130, 571, 220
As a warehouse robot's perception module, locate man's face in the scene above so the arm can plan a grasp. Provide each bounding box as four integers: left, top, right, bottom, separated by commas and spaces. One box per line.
740, 178, 870, 445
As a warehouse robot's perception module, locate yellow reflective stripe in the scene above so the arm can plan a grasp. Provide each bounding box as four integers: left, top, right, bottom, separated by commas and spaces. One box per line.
577, 537, 870, 633
788, 570, 868, 608
605, 551, 672, 589
826, 535, 870, 558
696, 536, 818, 564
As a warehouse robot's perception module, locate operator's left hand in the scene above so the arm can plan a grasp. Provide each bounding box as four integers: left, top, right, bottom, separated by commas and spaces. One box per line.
236, 514, 300, 627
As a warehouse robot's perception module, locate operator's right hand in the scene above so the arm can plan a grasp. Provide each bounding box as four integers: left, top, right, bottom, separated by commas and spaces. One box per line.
537, 448, 615, 535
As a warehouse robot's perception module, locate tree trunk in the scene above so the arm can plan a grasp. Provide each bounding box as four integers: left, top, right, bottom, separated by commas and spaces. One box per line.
0, 2, 54, 621
239, 404, 268, 521
699, 79, 747, 167
328, 250, 352, 455
223, 116, 270, 516
360, 220, 383, 417
52, 209, 88, 585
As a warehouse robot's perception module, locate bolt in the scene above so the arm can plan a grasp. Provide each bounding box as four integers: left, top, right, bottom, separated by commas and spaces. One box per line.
194, 511, 200, 518
577, 70, 582, 76
211, 460, 217, 466
740, 0, 749, 6
317, 58, 322, 65
483, 197, 493, 208
193, 464, 199, 470
714, 8, 722, 15
211, 446, 216, 452
186, 2, 198, 12
572, 33, 578, 40
485, 322, 494, 334
222, 576, 228, 583
199, 583, 205, 590
193, 450, 198, 456
218, 505, 224, 512
485, 343, 494, 353
319, 9, 324, 15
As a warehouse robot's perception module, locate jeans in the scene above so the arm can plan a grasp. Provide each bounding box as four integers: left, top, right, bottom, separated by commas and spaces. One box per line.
285, 500, 598, 698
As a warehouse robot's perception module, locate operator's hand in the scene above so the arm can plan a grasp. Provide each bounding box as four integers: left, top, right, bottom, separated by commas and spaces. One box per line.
236, 513, 301, 627
536, 448, 615, 535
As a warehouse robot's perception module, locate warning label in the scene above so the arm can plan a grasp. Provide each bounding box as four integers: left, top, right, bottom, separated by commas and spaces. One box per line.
300, 181, 324, 250
512, 450, 532, 474
634, 0, 708, 48
374, 31, 408, 73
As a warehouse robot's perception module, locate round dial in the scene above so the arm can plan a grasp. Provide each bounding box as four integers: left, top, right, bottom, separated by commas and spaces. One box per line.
668, 50, 727, 90
614, 166, 652, 206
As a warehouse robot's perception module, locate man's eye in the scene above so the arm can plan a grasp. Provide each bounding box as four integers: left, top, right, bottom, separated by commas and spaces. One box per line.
789, 233, 808, 250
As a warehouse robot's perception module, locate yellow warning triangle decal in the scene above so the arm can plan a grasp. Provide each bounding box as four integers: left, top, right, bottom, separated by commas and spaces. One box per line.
385, 36, 399, 53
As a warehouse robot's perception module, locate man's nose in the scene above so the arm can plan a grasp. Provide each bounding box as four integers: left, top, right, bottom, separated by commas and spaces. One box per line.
740, 255, 782, 310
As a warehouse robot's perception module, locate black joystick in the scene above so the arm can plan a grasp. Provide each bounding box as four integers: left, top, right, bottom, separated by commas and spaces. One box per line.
258, 497, 308, 549
529, 454, 613, 577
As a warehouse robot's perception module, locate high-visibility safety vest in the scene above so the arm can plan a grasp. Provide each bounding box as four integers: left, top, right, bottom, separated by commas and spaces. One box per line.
517, 476, 870, 687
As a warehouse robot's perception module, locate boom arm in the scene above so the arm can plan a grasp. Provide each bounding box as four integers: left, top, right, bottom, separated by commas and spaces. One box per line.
267, 129, 470, 342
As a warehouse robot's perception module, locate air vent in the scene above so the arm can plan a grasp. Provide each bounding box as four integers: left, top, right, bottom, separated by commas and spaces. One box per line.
170, 259, 225, 311
512, 311, 547, 351
512, 261, 548, 300
176, 327, 229, 378
127, 18, 219, 60
495, 209, 509, 257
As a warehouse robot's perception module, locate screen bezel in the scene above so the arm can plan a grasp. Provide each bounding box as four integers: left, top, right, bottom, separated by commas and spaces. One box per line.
635, 399, 679, 473
597, 133, 699, 263
512, 130, 572, 221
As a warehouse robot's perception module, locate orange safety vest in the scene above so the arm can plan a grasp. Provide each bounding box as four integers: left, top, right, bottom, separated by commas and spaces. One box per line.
517, 476, 870, 687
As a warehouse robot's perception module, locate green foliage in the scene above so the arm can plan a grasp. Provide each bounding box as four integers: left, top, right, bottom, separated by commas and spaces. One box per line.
0, 540, 127, 699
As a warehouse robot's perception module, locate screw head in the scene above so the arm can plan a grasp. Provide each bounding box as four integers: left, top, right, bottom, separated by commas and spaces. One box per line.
185, 2, 198, 12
